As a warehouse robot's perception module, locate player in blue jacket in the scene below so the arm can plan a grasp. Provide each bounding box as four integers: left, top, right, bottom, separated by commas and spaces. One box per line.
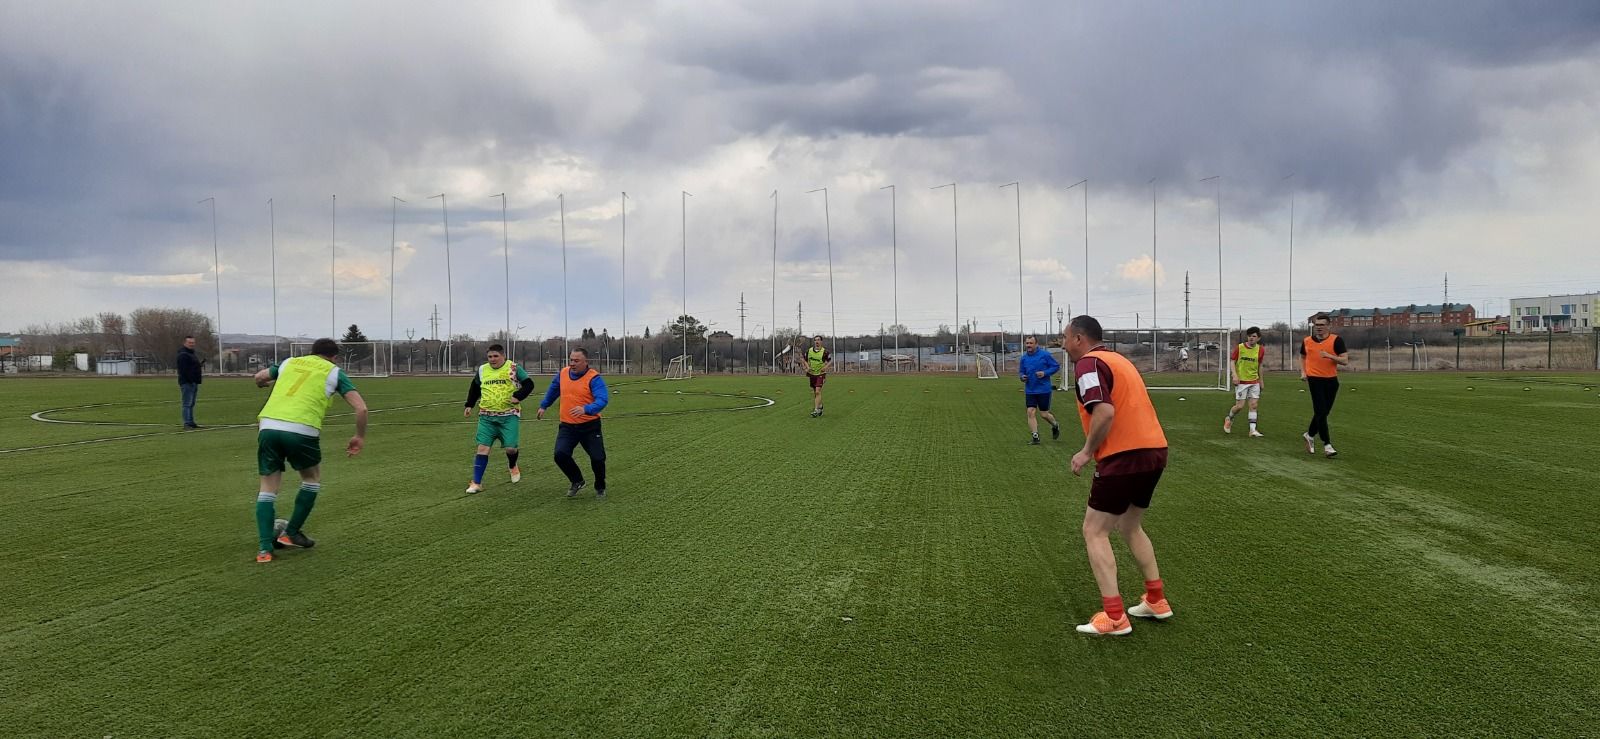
1017, 335, 1062, 445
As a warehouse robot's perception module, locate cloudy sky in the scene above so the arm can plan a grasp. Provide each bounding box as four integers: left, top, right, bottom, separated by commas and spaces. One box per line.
4, 0, 1599, 341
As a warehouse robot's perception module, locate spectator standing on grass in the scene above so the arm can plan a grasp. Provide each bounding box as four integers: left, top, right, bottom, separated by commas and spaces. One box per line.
176, 335, 205, 428
1063, 315, 1173, 637
537, 348, 610, 499
1017, 335, 1062, 445
1300, 313, 1350, 458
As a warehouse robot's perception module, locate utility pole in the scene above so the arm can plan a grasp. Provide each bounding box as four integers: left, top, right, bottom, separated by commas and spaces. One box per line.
797, 301, 803, 337
738, 292, 747, 340
429, 305, 440, 341
1184, 271, 1191, 328
1048, 289, 1054, 337
1444, 273, 1449, 307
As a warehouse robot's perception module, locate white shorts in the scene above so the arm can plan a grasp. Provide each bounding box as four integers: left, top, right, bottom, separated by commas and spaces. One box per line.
1234, 383, 1262, 400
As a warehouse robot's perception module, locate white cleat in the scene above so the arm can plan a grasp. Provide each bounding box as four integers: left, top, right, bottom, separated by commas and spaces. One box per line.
1248, 429, 1265, 438
509, 467, 522, 484
465, 482, 484, 494
1324, 444, 1338, 458
1127, 596, 1174, 620
1303, 432, 1317, 454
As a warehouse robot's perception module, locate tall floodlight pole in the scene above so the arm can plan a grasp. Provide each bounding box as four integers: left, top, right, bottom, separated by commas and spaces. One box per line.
199, 197, 223, 373
1201, 176, 1223, 334
269, 198, 278, 364
1282, 173, 1297, 361
491, 193, 510, 343
621, 192, 628, 374
390, 196, 406, 373
932, 183, 959, 372
806, 187, 837, 359
1150, 178, 1158, 372
770, 189, 778, 374
880, 184, 898, 363
330, 194, 337, 337
559, 193, 569, 356
1001, 182, 1024, 347
428, 193, 454, 373
1066, 179, 1088, 315
682, 191, 692, 366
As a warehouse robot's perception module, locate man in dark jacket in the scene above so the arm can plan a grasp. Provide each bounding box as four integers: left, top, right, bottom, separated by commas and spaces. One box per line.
177, 335, 205, 428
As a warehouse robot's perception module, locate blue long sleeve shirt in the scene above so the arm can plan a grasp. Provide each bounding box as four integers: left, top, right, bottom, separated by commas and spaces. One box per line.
1017, 348, 1061, 394
539, 369, 610, 418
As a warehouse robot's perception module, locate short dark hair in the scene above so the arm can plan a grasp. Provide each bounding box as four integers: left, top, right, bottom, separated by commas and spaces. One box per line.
1025, 334, 1039, 342
311, 338, 340, 358
487, 344, 505, 354
570, 347, 589, 358
1068, 315, 1103, 342
1246, 326, 1261, 337
1311, 312, 1330, 324
184, 335, 194, 340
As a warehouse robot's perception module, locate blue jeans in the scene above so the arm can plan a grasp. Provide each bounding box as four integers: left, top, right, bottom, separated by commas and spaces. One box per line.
180, 383, 199, 426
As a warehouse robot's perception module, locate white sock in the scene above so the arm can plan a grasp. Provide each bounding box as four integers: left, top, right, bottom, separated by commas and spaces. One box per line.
1248, 411, 1257, 430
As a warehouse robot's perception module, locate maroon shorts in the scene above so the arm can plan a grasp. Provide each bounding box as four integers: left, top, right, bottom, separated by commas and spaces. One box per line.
808, 373, 827, 389
1087, 467, 1163, 515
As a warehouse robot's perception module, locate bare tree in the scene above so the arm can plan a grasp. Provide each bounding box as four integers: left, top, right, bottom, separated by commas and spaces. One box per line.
98, 312, 128, 355
130, 307, 215, 370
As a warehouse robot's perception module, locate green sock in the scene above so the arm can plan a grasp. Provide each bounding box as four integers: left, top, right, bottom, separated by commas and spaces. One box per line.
287, 483, 320, 534
255, 493, 277, 551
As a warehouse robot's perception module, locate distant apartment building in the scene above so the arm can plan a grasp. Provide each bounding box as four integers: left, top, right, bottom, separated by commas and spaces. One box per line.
1508, 292, 1599, 333
1322, 304, 1476, 329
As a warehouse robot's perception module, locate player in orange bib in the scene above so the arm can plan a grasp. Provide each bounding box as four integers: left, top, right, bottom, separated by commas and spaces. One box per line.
1299, 313, 1349, 458
1063, 315, 1172, 636
536, 348, 611, 498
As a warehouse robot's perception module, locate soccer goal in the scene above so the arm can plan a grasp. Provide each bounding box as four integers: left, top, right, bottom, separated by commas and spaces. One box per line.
1095, 327, 1232, 391
975, 352, 999, 379
290, 341, 391, 378
664, 354, 692, 380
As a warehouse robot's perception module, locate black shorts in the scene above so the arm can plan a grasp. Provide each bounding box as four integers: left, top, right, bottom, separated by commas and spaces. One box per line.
1025, 392, 1052, 411
554, 420, 605, 461
1088, 467, 1163, 515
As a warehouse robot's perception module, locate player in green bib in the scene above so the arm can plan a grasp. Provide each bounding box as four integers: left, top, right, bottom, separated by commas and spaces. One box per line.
1223, 326, 1266, 437
462, 343, 535, 494
250, 338, 368, 563
805, 335, 831, 418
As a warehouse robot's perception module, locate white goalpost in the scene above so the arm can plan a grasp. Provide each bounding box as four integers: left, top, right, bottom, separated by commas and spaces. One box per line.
290, 341, 392, 378
664, 354, 692, 380
1095, 327, 1232, 391
975, 352, 999, 379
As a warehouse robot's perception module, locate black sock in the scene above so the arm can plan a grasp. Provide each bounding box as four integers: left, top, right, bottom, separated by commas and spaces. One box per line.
593, 459, 607, 490
507, 450, 519, 469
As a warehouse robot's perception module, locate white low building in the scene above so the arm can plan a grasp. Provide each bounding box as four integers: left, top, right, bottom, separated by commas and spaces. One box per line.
1509, 292, 1599, 334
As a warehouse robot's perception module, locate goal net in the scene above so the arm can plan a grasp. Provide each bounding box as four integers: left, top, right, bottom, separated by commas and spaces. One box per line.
1095, 327, 1232, 391
664, 354, 692, 380
290, 341, 392, 378
975, 352, 999, 379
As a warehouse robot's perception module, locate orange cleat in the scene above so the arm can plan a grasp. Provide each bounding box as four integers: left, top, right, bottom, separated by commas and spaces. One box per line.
1127, 596, 1173, 620
1075, 611, 1133, 636
256, 550, 273, 563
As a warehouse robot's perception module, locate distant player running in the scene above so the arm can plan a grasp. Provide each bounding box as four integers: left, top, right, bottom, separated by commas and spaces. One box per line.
537, 348, 611, 498
1017, 335, 1062, 445
250, 338, 368, 563
463, 343, 535, 494
1223, 326, 1266, 437
1063, 315, 1172, 636
1300, 313, 1349, 458
806, 335, 831, 418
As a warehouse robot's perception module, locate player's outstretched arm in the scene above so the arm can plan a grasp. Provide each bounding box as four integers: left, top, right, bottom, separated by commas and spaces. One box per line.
253, 367, 274, 388
343, 390, 369, 456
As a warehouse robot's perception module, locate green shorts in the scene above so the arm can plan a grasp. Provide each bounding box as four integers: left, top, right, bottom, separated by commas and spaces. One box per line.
476, 414, 521, 448
258, 429, 322, 476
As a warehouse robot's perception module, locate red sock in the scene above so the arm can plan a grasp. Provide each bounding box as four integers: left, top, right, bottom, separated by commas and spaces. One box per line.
1101, 595, 1125, 621
1144, 579, 1164, 604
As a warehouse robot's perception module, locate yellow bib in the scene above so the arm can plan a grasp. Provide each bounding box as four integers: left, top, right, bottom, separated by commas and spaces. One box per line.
259, 355, 339, 430
478, 361, 516, 413
1235, 343, 1262, 383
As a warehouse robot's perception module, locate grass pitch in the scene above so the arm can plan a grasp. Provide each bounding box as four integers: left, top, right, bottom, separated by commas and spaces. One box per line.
1, 371, 1595, 737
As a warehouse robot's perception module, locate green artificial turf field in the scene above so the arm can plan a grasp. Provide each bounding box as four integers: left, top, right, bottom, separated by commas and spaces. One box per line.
1, 371, 1595, 737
